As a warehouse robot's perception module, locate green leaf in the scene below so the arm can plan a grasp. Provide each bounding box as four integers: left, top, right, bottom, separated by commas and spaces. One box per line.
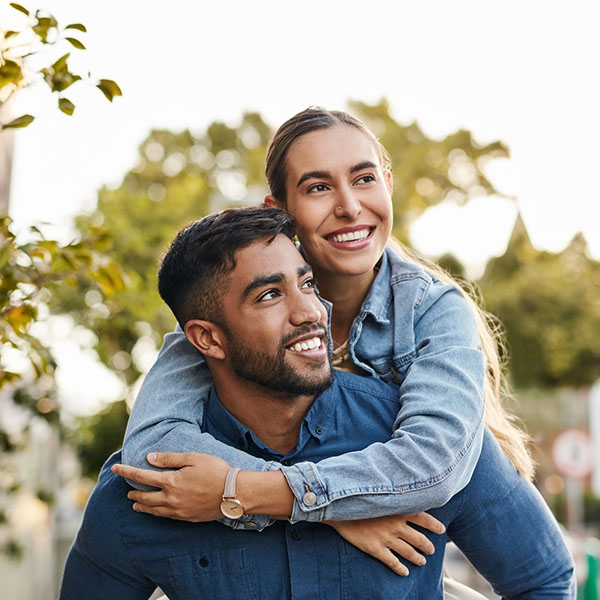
51, 53, 70, 72
65, 37, 86, 50
33, 16, 58, 43
65, 23, 87, 32
0, 60, 23, 89
58, 97, 75, 116
96, 79, 122, 102
4, 31, 18, 38
9, 2, 29, 16
1, 114, 34, 129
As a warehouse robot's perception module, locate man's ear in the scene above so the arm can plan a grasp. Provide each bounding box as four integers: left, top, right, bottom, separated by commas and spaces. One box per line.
184, 320, 227, 360
264, 194, 284, 209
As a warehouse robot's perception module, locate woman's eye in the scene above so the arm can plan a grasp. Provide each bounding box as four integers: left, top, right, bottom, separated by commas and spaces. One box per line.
355, 174, 375, 185
307, 183, 328, 193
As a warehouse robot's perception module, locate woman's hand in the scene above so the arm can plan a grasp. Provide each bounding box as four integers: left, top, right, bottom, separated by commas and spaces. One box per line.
112, 452, 230, 522
325, 513, 445, 576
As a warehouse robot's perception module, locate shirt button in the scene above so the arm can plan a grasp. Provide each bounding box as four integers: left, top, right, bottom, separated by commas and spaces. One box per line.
245, 520, 258, 530
198, 557, 209, 568
315, 426, 323, 435
302, 491, 317, 507
282, 459, 292, 466
291, 531, 301, 541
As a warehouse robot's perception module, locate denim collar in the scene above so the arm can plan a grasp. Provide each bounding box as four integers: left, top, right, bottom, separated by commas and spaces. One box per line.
204, 377, 339, 461
355, 247, 394, 325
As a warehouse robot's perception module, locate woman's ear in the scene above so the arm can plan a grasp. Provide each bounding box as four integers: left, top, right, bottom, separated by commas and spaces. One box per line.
384, 169, 394, 195
264, 194, 284, 209
184, 320, 226, 360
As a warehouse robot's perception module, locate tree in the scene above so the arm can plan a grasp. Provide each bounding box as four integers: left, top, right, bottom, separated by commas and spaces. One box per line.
479, 216, 600, 388
0, 217, 124, 558
348, 99, 509, 242
56, 102, 510, 481
0, 5, 122, 559
0, 2, 121, 131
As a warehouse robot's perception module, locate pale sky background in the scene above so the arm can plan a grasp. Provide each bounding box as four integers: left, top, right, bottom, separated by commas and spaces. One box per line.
2, 0, 599, 413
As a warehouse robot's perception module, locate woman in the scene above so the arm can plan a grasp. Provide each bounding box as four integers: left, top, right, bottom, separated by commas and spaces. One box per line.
119, 108, 569, 596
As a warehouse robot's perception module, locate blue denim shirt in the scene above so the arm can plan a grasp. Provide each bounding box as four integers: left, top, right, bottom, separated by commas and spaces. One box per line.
123, 247, 485, 529
61, 373, 574, 600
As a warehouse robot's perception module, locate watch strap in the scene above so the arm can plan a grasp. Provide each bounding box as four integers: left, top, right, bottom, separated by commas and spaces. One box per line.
223, 467, 242, 500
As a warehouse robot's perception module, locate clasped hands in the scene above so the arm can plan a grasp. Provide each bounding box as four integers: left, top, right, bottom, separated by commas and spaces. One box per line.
112, 451, 445, 576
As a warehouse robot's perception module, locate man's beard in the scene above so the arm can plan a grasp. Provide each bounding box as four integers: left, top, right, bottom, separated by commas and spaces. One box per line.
224, 324, 333, 398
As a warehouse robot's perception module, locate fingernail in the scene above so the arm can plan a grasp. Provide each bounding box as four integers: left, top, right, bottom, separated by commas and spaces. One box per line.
147, 452, 157, 463
132, 503, 138, 511
419, 557, 427, 565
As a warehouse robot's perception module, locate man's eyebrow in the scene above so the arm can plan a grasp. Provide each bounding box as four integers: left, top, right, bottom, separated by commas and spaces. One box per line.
296, 161, 378, 187
241, 273, 284, 301
297, 263, 312, 278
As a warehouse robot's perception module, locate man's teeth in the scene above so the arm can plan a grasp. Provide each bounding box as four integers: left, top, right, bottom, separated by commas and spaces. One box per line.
289, 337, 322, 352
328, 228, 370, 243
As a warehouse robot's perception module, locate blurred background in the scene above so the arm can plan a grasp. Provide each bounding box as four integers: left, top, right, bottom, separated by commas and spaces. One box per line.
1, 1, 599, 598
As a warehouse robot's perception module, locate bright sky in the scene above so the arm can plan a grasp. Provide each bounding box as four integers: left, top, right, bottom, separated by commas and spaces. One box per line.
2, 0, 599, 410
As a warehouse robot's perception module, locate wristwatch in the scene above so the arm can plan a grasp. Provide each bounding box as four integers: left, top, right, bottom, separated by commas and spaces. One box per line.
220, 467, 246, 519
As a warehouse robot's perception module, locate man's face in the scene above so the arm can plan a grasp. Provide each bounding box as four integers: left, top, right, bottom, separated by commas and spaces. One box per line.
220, 235, 332, 398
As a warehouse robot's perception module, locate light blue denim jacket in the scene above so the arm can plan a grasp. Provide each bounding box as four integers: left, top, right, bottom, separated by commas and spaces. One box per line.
123, 247, 486, 530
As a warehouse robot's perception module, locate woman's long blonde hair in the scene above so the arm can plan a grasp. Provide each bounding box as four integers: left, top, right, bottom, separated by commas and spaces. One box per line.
266, 107, 535, 480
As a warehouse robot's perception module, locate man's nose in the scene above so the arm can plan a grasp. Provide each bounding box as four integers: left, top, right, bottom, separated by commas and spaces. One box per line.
289, 292, 323, 326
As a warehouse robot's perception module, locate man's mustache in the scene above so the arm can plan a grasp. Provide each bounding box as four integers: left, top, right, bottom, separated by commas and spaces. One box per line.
280, 324, 329, 349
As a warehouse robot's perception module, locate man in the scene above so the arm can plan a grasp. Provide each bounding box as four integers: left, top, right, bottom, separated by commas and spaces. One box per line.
59, 207, 574, 599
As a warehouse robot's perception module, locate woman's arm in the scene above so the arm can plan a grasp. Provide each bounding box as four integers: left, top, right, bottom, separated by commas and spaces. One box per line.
124, 289, 486, 523
283, 285, 486, 522
122, 325, 282, 531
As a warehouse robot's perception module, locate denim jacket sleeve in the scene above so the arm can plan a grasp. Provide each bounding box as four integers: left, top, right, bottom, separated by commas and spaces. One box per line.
122, 325, 278, 531
282, 282, 486, 522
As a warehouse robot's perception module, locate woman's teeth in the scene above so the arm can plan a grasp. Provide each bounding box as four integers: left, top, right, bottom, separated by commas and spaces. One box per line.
328, 228, 370, 243
289, 337, 322, 352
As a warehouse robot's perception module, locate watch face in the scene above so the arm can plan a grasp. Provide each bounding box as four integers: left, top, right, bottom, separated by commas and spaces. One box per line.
220, 499, 245, 519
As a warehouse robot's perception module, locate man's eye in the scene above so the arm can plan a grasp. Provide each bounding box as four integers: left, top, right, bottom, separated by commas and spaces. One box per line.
301, 278, 315, 290
307, 183, 328, 193
258, 289, 280, 301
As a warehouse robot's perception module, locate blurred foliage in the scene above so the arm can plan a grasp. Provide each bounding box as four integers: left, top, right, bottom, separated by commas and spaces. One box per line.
74, 400, 129, 479
0, 216, 124, 556
479, 214, 600, 388
348, 99, 509, 242
63, 100, 509, 404
0, 2, 120, 129
0, 6, 122, 559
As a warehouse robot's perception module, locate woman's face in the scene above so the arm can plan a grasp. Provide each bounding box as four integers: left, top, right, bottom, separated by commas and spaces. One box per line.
268, 124, 393, 279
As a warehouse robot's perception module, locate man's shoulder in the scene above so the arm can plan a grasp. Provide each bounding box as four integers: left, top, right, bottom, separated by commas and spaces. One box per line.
331, 370, 398, 403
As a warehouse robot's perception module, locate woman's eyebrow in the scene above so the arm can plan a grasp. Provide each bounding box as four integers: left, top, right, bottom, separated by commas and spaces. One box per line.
350, 161, 378, 173
296, 171, 330, 187
296, 161, 378, 187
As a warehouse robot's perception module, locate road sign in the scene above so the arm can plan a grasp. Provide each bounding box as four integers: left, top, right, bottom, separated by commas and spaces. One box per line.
552, 428, 595, 480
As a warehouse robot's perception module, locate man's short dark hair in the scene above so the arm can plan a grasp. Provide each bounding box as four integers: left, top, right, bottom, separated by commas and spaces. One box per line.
158, 206, 296, 327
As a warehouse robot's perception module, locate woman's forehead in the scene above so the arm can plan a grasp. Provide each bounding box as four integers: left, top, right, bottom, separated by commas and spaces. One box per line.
285, 124, 381, 175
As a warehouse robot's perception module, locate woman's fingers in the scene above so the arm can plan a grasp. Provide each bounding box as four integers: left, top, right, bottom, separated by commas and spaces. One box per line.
393, 525, 435, 555
386, 537, 427, 567
407, 512, 446, 535
127, 490, 167, 507
377, 549, 410, 576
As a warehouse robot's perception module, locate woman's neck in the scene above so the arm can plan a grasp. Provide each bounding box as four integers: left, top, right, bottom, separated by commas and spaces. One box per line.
315, 269, 376, 347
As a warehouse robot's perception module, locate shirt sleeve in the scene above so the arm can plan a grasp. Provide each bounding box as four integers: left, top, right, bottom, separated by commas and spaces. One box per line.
282, 284, 487, 522
122, 325, 278, 531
